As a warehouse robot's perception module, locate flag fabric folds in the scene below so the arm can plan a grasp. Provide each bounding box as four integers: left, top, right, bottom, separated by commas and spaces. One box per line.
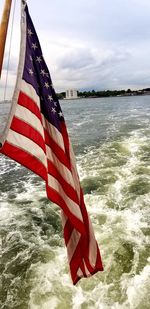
0, 2, 103, 284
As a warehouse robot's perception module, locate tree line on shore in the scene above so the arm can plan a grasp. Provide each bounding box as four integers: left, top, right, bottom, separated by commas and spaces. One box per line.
57, 88, 150, 99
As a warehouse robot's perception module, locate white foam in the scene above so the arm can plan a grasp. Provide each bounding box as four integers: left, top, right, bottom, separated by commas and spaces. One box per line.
121, 263, 150, 308
0, 201, 13, 222
28, 248, 70, 308
29, 296, 59, 309
0, 114, 150, 309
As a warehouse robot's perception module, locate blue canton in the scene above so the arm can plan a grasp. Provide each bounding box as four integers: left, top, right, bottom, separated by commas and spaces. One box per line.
23, 6, 64, 132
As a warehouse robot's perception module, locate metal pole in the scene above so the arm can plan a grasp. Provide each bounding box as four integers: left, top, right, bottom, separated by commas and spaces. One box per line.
0, 0, 12, 78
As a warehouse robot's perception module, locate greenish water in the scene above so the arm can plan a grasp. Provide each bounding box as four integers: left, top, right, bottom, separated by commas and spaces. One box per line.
0, 96, 150, 308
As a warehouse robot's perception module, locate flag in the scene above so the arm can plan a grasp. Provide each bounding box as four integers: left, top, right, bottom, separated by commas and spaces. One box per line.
0, 2, 103, 284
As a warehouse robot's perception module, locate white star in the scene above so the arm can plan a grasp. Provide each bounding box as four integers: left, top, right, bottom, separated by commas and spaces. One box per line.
51, 107, 56, 113
29, 55, 33, 62
40, 69, 46, 76
48, 95, 53, 101
32, 43, 38, 50
44, 82, 49, 89
36, 56, 42, 63
54, 101, 57, 107
28, 29, 33, 36
58, 111, 63, 118
28, 68, 34, 76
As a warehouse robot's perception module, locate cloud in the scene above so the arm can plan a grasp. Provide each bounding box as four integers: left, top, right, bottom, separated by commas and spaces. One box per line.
1, 0, 150, 99
58, 48, 95, 70
48, 40, 132, 91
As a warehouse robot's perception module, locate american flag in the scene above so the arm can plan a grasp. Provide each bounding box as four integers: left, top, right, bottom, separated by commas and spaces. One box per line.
0, 2, 103, 284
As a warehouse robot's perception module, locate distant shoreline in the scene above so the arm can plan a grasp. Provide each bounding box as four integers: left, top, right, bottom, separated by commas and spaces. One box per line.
57, 88, 150, 100
1, 89, 150, 103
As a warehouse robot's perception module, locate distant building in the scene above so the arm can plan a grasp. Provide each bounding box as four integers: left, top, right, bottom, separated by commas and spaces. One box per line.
66, 89, 78, 99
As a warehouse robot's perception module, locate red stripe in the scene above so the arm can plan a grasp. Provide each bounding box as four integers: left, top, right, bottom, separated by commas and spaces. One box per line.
68, 189, 103, 282
18, 92, 71, 171
11, 117, 46, 152
69, 235, 88, 284
60, 122, 71, 165
70, 237, 103, 285
79, 190, 90, 237
1, 141, 47, 181
47, 160, 79, 205
63, 218, 74, 245
46, 184, 85, 235
18, 91, 42, 123
95, 243, 104, 271
44, 128, 71, 170
63, 221, 86, 278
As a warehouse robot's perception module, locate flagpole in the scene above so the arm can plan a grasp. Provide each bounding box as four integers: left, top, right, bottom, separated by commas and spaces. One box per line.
0, 0, 13, 78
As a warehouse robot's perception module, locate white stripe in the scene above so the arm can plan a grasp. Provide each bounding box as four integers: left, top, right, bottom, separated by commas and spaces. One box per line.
7, 129, 47, 168
48, 174, 83, 223
61, 211, 68, 228
69, 144, 80, 200
77, 264, 90, 278
21, 80, 40, 109
77, 268, 84, 277
15, 105, 45, 139
42, 116, 65, 152
89, 219, 97, 268
83, 261, 91, 276
46, 145, 75, 189
66, 229, 81, 263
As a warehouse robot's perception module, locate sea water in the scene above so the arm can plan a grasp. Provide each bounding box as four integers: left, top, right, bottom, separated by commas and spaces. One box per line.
0, 96, 150, 309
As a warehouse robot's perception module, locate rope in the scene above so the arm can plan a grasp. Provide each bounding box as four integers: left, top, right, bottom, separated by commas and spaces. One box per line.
3, 0, 17, 101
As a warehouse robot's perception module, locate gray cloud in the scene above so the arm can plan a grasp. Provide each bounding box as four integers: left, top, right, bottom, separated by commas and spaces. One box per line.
58, 49, 95, 70
53, 45, 132, 91
1, 0, 150, 99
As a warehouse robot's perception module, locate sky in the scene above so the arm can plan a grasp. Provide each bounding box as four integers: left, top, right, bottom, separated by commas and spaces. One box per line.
1, 0, 150, 99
